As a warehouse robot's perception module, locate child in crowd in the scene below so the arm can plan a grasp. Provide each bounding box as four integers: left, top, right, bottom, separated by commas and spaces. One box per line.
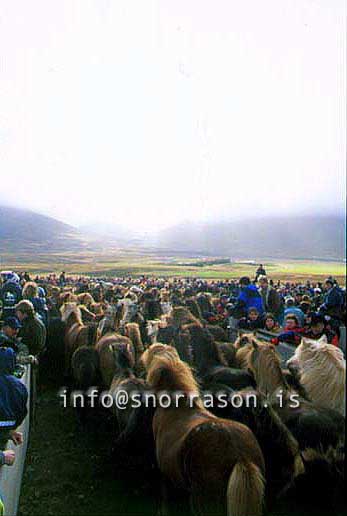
238, 307, 263, 331
272, 314, 305, 345
263, 312, 281, 333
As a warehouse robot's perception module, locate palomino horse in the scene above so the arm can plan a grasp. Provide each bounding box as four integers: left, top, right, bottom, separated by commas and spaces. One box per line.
246, 340, 345, 453
287, 336, 346, 416
142, 344, 265, 516
60, 302, 97, 375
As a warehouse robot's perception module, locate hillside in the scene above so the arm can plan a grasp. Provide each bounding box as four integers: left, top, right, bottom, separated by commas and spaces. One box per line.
1, 206, 345, 262
0, 205, 86, 252
155, 215, 346, 261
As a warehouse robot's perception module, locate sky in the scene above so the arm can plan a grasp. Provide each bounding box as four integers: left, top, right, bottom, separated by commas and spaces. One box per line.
0, 0, 345, 231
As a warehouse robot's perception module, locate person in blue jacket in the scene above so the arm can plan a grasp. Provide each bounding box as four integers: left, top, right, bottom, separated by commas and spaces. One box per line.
234, 277, 264, 318
0, 347, 26, 516
0, 347, 28, 434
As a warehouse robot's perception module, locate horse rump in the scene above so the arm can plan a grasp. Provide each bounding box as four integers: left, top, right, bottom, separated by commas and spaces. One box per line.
182, 421, 265, 516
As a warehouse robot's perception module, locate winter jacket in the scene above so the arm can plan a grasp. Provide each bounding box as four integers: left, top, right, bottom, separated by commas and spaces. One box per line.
0, 348, 28, 429
18, 314, 46, 355
259, 286, 283, 319
236, 285, 264, 316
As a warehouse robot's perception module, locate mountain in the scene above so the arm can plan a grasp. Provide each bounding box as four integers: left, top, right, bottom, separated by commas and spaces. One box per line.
79, 222, 135, 244
0, 205, 86, 252
155, 215, 346, 261
1, 206, 345, 261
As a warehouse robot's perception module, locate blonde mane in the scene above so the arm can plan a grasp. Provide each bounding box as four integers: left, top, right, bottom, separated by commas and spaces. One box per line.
143, 344, 202, 407
248, 344, 288, 396
291, 338, 345, 415
125, 322, 144, 362
60, 302, 83, 326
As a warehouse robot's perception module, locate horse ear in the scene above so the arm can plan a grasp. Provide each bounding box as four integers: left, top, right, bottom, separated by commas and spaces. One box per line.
318, 335, 328, 344
251, 338, 258, 349
301, 337, 310, 347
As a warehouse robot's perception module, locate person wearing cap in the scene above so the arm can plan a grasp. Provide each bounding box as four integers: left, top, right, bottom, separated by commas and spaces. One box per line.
283, 296, 305, 327
0, 317, 22, 352
15, 300, 46, 356
304, 313, 339, 346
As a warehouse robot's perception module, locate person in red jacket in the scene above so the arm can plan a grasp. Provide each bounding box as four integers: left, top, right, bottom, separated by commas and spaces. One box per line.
271, 314, 305, 346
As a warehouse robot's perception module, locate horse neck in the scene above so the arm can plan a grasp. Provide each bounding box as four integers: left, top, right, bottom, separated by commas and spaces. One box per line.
110, 368, 134, 391
174, 333, 193, 364
194, 341, 221, 372
257, 362, 288, 396
66, 311, 82, 329
118, 367, 135, 381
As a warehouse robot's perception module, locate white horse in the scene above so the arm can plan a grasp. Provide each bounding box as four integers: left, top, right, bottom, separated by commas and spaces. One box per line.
287, 336, 345, 416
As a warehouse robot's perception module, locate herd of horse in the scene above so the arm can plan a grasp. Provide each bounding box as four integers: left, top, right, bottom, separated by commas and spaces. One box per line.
41, 287, 346, 516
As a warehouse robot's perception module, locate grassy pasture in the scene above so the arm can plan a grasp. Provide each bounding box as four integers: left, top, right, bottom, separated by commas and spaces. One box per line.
1, 248, 345, 283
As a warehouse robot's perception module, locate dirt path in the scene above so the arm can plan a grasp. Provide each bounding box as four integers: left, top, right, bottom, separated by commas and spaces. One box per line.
18, 389, 157, 516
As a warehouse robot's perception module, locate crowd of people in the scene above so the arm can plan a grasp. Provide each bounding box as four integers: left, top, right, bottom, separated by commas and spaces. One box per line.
0, 266, 345, 514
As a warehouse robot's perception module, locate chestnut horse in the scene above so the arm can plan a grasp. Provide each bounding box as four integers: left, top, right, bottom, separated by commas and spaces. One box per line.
96, 332, 135, 388
143, 345, 265, 516
60, 302, 97, 374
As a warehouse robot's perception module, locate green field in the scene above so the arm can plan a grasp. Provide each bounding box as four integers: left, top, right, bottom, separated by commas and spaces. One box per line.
1, 248, 345, 283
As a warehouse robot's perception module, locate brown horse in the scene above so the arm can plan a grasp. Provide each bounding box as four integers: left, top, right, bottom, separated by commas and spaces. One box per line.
143, 345, 265, 516
96, 332, 135, 388
109, 342, 157, 472
60, 303, 97, 374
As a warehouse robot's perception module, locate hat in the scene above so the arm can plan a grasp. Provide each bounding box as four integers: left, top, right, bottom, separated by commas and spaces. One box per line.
3, 317, 22, 330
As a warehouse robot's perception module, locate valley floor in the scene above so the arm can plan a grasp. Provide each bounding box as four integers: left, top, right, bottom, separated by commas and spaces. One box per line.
2, 250, 346, 283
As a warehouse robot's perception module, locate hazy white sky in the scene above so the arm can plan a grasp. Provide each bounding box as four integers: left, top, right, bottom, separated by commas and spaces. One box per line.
0, 0, 345, 231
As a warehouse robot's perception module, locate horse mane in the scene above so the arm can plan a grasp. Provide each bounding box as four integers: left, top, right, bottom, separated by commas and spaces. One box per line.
146, 353, 202, 407
125, 322, 144, 359
234, 336, 263, 369
77, 292, 94, 306
248, 344, 288, 396
60, 291, 78, 304
142, 343, 179, 371
171, 307, 202, 328
294, 340, 346, 415
110, 341, 135, 371
60, 302, 83, 325
79, 304, 96, 321
188, 324, 228, 369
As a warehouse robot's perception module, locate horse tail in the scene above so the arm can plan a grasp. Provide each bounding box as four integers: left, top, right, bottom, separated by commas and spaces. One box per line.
88, 324, 98, 346
227, 461, 265, 516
